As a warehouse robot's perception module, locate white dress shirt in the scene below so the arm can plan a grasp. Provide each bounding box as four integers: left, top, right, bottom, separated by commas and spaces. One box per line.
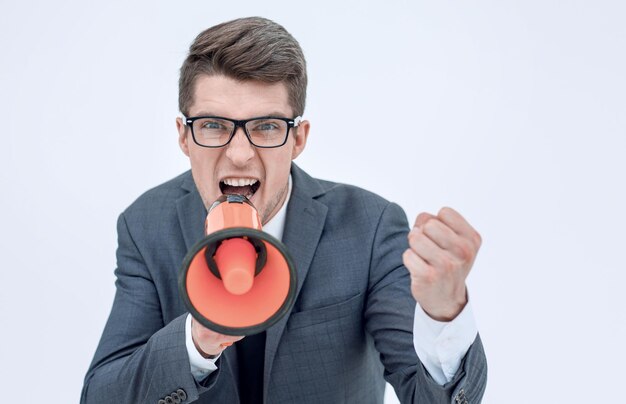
185, 177, 477, 386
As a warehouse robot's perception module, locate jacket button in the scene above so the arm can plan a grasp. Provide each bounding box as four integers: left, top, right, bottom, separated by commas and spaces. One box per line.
158, 400, 166, 404
165, 396, 174, 404
176, 389, 187, 401
455, 388, 466, 403
171, 392, 181, 404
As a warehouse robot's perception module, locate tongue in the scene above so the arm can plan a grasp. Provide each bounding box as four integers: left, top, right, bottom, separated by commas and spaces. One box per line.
222, 185, 253, 196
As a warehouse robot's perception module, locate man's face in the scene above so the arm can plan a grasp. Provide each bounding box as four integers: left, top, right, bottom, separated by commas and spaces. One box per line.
177, 75, 309, 224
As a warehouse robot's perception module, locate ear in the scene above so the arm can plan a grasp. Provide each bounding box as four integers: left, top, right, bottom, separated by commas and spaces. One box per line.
291, 119, 310, 160
177, 117, 190, 157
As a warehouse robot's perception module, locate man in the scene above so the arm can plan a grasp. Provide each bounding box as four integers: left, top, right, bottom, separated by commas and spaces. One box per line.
82, 17, 487, 404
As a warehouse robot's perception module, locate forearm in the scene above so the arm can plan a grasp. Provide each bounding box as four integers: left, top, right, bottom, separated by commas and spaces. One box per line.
413, 298, 478, 385
81, 314, 204, 404
366, 202, 487, 403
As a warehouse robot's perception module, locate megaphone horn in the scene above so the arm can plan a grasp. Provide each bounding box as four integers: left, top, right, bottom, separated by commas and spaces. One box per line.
179, 194, 297, 336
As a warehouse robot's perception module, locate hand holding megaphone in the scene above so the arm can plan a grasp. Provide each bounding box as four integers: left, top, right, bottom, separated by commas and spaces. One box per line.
179, 194, 297, 337
191, 317, 244, 358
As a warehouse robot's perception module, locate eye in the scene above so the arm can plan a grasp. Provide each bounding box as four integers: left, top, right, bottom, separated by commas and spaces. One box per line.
249, 119, 286, 132
253, 121, 280, 131
201, 119, 226, 130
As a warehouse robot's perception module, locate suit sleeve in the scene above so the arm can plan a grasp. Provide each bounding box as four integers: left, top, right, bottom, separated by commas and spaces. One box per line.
81, 213, 220, 403
363, 202, 487, 404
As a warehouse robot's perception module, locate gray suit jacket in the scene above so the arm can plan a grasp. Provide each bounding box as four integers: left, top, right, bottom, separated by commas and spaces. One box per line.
82, 164, 487, 404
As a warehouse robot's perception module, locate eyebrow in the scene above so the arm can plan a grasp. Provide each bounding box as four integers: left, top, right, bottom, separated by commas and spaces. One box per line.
189, 111, 291, 119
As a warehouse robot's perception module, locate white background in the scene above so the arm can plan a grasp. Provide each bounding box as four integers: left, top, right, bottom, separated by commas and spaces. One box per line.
1, 1, 624, 403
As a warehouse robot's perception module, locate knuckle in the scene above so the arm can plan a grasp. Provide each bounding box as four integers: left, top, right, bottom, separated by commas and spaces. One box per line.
422, 219, 437, 234
417, 214, 429, 226
438, 206, 453, 218
473, 231, 483, 248
424, 266, 438, 283
408, 231, 424, 248
440, 257, 455, 273
403, 250, 417, 269
415, 212, 431, 226
402, 249, 412, 263
458, 242, 473, 261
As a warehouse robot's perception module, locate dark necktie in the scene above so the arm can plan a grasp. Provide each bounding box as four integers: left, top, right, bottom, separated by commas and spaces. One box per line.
236, 331, 266, 404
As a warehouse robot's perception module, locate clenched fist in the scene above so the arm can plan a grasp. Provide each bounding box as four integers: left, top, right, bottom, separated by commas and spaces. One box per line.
402, 207, 482, 322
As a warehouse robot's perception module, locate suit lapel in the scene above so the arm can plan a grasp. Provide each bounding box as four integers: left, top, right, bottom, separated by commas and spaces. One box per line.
176, 173, 207, 251
263, 165, 328, 402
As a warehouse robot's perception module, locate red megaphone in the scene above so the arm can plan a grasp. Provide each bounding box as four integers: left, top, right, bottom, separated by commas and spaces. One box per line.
179, 194, 297, 336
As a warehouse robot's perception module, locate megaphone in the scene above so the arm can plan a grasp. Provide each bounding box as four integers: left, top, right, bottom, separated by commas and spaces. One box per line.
179, 194, 297, 336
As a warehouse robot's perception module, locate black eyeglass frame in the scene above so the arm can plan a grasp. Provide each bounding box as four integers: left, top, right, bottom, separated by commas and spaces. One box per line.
182, 115, 302, 148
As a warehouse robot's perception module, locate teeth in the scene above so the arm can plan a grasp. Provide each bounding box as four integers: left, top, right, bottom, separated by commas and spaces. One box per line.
222, 178, 258, 187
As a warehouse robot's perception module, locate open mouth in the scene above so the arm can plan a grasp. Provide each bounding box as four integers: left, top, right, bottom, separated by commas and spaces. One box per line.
219, 178, 261, 199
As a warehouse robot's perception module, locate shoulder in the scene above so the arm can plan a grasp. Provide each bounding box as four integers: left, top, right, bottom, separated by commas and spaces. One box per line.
122, 171, 193, 220
293, 164, 388, 207
317, 180, 393, 225
317, 179, 389, 210
293, 165, 406, 229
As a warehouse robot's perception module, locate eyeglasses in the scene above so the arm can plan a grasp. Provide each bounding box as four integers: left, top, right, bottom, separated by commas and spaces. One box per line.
182, 115, 302, 148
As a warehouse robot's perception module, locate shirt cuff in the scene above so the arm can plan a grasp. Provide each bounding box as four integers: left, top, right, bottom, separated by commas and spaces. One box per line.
185, 313, 220, 381
412, 297, 478, 385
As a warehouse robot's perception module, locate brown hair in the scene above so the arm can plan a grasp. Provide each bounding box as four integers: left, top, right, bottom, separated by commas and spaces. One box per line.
179, 17, 307, 117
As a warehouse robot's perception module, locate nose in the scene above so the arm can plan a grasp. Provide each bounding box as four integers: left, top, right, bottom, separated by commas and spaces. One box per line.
224, 127, 255, 167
